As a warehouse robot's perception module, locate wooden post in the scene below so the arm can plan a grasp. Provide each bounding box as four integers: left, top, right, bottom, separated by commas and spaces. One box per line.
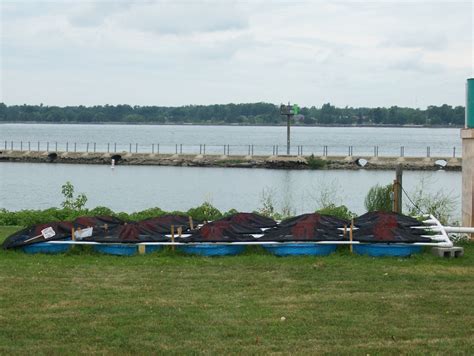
71, 227, 76, 241
392, 165, 403, 213
349, 220, 354, 253
177, 226, 182, 237
396, 165, 403, 213
393, 179, 398, 213
138, 245, 146, 255
171, 225, 175, 251
343, 224, 347, 240
188, 216, 194, 230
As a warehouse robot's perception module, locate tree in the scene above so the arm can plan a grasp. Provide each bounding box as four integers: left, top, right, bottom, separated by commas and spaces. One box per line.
371, 107, 385, 124
0, 103, 465, 126
319, 103, 336, 124
0, 103, 7, 121
61, 182, 88, 210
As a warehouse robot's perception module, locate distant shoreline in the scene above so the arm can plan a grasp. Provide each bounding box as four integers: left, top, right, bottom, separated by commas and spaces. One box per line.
0, 122, 463, 129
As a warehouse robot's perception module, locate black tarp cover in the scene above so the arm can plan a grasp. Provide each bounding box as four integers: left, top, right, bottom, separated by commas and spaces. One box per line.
87, 223, 169, 243
3, 215, 198, 248
73, 216, 124, 240
2, 211, 434, 248
185, 220, 258, 242
259, 213, 349, 242
221, 213, 277, 228
2, 221, 74, 249
353, 211, 431, 243
278, 213, 349, 229
74, 215, 189, 243
137, 215, 201, 234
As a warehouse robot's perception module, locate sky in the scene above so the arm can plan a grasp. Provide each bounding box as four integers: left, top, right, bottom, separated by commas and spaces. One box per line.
0, 0, 473, 108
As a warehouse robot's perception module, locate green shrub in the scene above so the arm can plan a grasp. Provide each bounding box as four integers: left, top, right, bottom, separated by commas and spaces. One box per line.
316, 204, 356, 220
128, 207, 167, 221
0, 204, 223, 227
115, 212, 131, 222
306, 154, 326, 169
364, 184, 393, 212
187, 202, 222, 221
87, 206, 116, 217
223, 209, 239, 217
0, 209, 15, 225
0, 208, 87, 226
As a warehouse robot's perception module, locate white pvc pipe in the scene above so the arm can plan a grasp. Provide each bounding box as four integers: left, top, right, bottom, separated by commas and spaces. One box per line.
46, 240, 448, 247
425, 214, 453, 248
443, 226, 474, 233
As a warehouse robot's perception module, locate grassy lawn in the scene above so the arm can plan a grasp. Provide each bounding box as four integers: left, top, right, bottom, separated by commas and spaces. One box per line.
0, 226, 473, 354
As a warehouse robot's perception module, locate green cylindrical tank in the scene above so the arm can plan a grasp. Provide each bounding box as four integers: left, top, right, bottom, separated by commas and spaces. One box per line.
467, 78, 474, 128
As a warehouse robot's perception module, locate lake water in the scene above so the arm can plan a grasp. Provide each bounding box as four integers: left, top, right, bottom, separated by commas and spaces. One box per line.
0, 124, 463, 220
0, 162, 461, 220
1, 124, 461, 157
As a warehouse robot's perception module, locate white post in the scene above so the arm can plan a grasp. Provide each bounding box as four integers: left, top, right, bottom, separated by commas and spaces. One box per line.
462, 78, 474, 231
461, 129, 474, 229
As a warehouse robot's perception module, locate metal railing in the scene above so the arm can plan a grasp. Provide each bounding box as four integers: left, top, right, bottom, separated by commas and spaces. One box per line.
2, 140, 461, 158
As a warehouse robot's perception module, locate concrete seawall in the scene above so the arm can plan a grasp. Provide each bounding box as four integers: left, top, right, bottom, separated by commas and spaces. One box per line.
0, 150, 461, 171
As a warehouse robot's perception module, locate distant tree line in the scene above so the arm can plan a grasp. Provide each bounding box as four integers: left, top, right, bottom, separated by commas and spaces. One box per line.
0, 102, 465, 126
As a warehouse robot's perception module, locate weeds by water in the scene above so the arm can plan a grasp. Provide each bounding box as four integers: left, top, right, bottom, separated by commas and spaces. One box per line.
405, 176, 457, 224
306, 154, 326, 169
364, 184, 393, 212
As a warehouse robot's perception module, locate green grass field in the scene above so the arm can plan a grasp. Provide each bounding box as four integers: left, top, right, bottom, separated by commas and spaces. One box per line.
0, 226, 473, 354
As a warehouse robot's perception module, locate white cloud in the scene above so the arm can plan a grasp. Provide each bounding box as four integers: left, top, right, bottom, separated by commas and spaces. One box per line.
0, 0, 472, 107
114, 2, 248, 35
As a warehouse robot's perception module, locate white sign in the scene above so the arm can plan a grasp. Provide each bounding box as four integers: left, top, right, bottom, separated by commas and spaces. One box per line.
41, 227, 56, 239
75, 227, 93, 239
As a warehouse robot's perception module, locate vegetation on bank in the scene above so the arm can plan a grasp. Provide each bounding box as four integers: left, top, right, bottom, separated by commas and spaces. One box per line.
306, 154, 327, 169
365, 184, 394, 212
0, 203, 357, 227
0, 102, 465, 126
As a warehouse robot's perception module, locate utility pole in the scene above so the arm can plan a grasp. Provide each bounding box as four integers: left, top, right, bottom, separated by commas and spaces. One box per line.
280, 102, 298, 155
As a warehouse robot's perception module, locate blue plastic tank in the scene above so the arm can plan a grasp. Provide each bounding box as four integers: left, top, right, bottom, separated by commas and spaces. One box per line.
353, 244, 422, 257
262, 243, 337, 256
